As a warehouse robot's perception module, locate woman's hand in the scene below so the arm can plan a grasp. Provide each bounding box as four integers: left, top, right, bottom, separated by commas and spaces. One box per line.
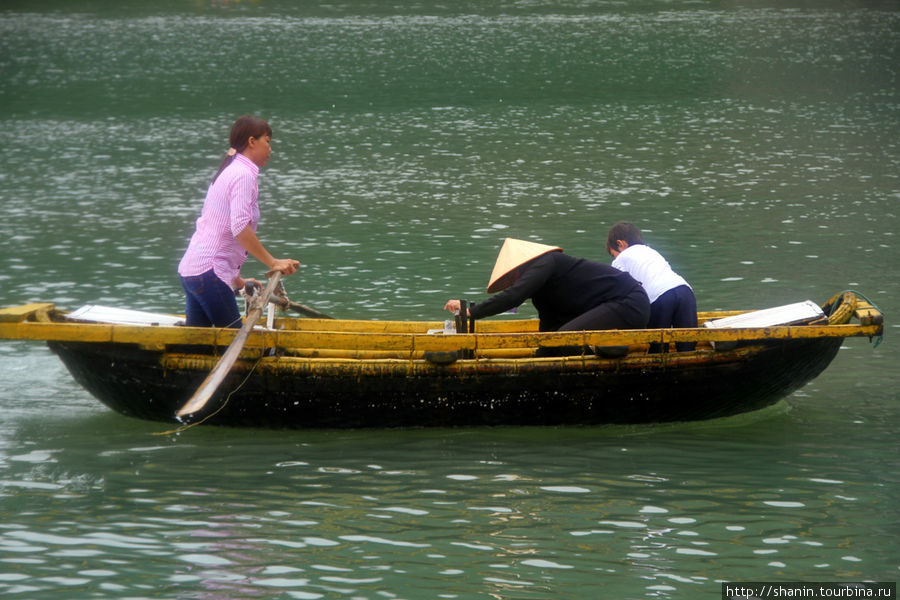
271, 258, 300, 276
233, 276, 262, 293
443, 299, 470, 316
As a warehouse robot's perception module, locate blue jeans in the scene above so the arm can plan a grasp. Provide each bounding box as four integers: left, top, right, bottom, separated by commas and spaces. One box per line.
180, 269, 241, 328
649, 284, 698, 352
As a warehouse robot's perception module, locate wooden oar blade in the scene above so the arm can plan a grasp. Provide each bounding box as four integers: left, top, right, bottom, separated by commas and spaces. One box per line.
175, 271, 282, 419
175, 327, 252, 417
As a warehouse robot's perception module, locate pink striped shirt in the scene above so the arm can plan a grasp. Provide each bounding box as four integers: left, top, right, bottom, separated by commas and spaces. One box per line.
178, 153, 260, 287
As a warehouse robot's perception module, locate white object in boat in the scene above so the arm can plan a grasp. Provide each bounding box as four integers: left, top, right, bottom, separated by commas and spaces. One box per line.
67, 305, 184, 327
703, 300, 824, 328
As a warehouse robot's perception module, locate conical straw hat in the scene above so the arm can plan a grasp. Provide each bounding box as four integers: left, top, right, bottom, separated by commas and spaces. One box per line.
487, 238, 562, 293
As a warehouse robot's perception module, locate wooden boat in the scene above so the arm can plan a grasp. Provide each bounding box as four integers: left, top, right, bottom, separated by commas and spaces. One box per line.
0, 291, 883, 429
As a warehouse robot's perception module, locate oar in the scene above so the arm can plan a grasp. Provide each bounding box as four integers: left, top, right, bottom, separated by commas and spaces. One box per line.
268, 294, 334, 320
175, 271, 283, 419
244, 280, 334, 320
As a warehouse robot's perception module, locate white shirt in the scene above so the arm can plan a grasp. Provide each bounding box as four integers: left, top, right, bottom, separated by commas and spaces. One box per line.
611, 244, 689, 303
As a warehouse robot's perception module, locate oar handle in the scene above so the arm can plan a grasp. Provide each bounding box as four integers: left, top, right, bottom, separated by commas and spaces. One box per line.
249, 270, 283, 312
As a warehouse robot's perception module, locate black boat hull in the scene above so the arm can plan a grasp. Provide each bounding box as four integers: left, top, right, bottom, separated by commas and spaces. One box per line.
48, 337, 842, 429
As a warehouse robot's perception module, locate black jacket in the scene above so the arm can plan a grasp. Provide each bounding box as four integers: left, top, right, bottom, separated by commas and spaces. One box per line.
469, 251, 644, 331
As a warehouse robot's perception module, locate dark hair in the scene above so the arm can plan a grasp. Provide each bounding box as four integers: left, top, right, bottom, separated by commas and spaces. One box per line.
606, 221, 644, 253
211, 115, 273, 184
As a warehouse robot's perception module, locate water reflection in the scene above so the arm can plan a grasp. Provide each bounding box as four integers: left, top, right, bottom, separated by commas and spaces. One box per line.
1, 1, 897, 598
1, 403, 897, 597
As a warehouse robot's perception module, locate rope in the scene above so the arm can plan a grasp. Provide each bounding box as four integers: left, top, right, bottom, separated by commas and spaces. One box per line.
823, 289, 884, 348
153, 354, 264, 435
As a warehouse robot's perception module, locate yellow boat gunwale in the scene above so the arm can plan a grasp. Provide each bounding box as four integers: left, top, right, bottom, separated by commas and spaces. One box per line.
0, 298, 883, 358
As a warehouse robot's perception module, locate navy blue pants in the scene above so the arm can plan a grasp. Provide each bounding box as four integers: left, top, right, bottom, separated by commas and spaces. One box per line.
180, 269, 241, 328
649, 284, 697, 352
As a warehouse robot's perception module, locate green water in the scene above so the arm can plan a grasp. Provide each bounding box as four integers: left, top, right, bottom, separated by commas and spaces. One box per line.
1, 0, 898, 597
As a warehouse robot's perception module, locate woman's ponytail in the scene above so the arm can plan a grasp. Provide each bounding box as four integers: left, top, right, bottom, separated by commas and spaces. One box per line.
210, 115, 272, 185
210, 148, 237, 185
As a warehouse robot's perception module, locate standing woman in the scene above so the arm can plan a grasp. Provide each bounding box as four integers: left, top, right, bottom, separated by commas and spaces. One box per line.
178, 115, 299, 327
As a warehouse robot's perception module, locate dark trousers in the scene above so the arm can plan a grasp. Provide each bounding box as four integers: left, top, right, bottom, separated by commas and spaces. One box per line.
180, 269, 241, 328
536, 287, 651, 357
558, 286, 651, 332
649, 284, 697, 352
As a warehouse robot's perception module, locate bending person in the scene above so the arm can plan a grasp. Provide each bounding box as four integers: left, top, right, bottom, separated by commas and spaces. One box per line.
444, 238, 650, 336
606, 221, 697, 352
178, 115, 299, 327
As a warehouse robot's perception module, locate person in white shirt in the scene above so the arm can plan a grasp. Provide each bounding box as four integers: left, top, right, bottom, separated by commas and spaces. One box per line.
606, 222, 697, 352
